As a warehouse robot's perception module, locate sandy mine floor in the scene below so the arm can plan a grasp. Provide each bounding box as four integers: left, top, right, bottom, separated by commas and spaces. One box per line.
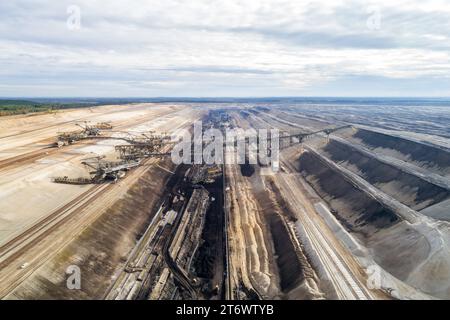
0, 104, 205, 298
0, 104, 198, 245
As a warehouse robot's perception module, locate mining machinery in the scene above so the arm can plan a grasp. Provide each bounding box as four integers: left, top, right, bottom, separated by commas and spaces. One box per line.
115, 131, 172, 160
81, 155, 141, 182
52, 130, 172, 185
95, 122, 113, 130
55, 121, 113, 147
53, 155, 141, 185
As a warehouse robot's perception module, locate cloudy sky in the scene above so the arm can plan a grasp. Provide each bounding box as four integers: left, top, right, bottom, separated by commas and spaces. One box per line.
1, 0, 450, 97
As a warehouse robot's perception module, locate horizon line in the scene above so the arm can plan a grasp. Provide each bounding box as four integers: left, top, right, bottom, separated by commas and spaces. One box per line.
2, 96, 450, 100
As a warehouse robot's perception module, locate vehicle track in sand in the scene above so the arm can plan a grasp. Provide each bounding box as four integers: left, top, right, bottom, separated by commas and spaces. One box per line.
0, 184, 108, 264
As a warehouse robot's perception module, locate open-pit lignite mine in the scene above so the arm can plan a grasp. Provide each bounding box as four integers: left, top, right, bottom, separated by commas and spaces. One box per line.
1, 101, 450, 300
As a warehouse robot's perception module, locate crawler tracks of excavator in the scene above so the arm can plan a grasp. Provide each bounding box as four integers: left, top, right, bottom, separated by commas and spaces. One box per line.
0, 146, 57, 170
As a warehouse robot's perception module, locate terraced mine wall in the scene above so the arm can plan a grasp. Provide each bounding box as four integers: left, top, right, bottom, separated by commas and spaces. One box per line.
295, 150, 435, 286
7, 158, 176, 299
322, 139, 450, 210
256, 178, 318, 299
297, 151, 399, 238
352, 128, 450, 175
259, 181, 303, 293
271, 111, 331, 130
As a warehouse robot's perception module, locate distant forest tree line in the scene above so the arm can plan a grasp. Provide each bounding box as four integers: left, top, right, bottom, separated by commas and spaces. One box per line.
0, 100, 95, 116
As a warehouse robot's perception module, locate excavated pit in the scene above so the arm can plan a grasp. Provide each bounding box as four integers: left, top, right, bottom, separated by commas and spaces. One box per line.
7, 158, 176, 299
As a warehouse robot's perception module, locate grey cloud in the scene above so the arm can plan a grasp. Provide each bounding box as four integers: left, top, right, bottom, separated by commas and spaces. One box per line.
0, 1, 450, 97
